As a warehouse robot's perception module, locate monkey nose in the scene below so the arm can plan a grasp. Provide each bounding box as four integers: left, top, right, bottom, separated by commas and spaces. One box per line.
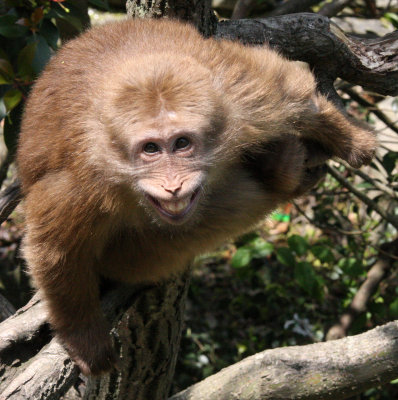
162, 183, 182, 196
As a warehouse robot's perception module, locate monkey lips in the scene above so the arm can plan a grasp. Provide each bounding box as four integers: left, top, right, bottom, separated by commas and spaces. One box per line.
147, 189, 201, 225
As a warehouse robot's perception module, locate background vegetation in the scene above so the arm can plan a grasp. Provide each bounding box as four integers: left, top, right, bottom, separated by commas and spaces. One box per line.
0, 0, 397, 398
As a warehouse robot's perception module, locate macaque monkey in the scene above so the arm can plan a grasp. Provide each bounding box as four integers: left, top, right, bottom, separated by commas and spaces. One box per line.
17, 18, 376, 375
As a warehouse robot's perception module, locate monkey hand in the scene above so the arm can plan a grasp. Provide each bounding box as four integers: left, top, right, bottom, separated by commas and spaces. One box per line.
60, 324, 118, 376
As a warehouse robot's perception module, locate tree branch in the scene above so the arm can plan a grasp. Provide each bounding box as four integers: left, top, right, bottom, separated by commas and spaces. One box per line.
327, 238, 398, 340
0, 181, 21, 225
170, 320, 398, 400
318, 0, 354, 17
215, 14, 398, 96
342, 87, 398, 135
326, 164, 398, 230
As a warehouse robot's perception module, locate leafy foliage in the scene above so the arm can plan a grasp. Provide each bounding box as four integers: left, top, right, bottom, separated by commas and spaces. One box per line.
0, 0, 98, 156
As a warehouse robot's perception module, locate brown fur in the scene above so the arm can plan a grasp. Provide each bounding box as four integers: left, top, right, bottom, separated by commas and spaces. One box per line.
17, 18, 376, 375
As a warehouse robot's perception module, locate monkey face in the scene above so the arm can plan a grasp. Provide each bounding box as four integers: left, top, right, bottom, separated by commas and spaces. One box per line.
130, 126, 210, 225
101, 57, 225, 226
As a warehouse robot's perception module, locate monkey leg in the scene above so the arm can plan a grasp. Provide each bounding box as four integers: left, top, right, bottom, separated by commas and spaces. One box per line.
21, 173, 117, 375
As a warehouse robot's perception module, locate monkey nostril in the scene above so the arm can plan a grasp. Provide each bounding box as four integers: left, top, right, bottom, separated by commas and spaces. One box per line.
162, 184, 182, 195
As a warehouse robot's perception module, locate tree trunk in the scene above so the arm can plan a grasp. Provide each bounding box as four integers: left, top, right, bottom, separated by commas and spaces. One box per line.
84, 273, 191, 400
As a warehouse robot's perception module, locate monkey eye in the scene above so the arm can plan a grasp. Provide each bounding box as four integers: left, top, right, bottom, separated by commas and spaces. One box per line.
143, 142, 160, 154
174, 137, 190, 150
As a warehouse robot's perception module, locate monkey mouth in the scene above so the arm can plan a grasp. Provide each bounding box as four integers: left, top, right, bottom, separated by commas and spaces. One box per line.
147, 189, 201, 224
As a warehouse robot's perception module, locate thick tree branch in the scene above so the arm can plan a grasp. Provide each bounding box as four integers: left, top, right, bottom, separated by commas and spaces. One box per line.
215, 14, 398, 96
0, 274, 190, 399
170, 320, 398, 400
3, 292, 398, 400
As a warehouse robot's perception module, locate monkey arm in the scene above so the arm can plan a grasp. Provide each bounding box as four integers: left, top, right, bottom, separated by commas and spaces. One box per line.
21, 172, 117, 375
215, 41, 377, 170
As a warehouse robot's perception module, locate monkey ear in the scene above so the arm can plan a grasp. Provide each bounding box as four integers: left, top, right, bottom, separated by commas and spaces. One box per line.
301, 95, 377, 168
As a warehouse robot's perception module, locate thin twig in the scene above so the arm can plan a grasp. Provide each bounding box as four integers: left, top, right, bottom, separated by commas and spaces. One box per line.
339, 160, 397, 198
326, 164, 398, 230
342, 87, 398, 135
293, 200, 364, 235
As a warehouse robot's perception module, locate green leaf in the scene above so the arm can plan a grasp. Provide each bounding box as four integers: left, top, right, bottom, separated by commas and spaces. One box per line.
389, 298, 398, 318
88, 0, 110, 10
382, 152, 398, 174
3, 88, 22, 113
26, 35, 52, 76
276, 247, 295, 267
231, 248, 252, 268
0, 15, 29, 38
338, 258, 364, 278
249, 238, 274, 258
294, 261, 318, 296
0, 58, 14, 84
49, 5, 83, 32
17, 41, 38, 80
40, 19, 59, 50
287, 235, 308, 256
384, 12, 398, 28
311, 245, 334, 264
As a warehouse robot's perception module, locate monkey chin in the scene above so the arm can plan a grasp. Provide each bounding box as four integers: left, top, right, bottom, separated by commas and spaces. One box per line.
146, 188, 201, 226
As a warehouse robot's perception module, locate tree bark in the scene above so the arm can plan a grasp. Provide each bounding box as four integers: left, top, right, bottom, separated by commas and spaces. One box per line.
215, 14, 398, 97
2, 294, 398, 400
0, 273, 190, 400
170, 321, 398, 400
84, 274, 191, 400
126, 0, 218, 36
